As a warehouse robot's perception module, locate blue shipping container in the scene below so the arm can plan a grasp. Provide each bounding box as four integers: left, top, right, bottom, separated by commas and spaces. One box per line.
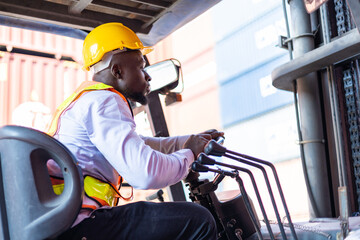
212, 0, 281, 42
214, 5, 288, 84
219, 54, 293, 127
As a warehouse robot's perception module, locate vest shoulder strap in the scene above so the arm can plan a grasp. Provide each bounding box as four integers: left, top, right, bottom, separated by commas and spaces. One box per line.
47, 81, 130, 136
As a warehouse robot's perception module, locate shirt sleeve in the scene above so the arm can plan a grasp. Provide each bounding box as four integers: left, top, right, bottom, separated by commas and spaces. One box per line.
84, 92, 194, 190
140, 135, 190, 154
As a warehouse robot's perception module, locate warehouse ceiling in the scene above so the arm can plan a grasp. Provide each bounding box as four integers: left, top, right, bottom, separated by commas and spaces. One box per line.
0, 0, 221, 46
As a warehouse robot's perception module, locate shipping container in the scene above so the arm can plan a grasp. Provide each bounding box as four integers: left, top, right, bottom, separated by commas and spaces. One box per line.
171, 10, 215, 65
163, 44, 222, 136
0, 26, 89, 132
0, 25, 83, 62
0, 53, 88, 132
212, 0, 281, 42
145, 11, 222, 136
223, 104, 299, 162
214, 5, 288, 84
219, 54, 293, 127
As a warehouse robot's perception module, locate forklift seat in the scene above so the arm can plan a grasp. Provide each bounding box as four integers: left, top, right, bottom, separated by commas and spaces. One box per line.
0, 125, 83, 240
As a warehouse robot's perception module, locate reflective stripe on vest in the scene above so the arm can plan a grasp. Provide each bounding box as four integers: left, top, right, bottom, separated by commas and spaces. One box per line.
47, 81, 133, 209
51, 175, 133, 208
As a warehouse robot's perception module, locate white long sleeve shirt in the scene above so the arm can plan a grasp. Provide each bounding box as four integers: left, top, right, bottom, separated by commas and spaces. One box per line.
48, 89, 194, 225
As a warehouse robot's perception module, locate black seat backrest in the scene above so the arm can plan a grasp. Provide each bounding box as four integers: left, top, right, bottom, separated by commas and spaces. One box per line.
0, 125, 83, 240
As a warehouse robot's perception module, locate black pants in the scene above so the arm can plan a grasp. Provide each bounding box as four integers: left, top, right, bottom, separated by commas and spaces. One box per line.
58, 201, 217, 240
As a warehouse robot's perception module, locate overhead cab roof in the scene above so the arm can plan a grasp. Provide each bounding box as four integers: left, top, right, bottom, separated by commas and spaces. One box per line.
0, 0, 221, 45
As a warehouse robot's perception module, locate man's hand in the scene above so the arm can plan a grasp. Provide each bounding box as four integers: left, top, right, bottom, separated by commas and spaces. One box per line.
183, 129, 224, 158
183, 134, 212, 159
199, 129, 224, 141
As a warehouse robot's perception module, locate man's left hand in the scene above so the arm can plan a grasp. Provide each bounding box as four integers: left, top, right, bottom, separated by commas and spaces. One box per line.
199, 129, 224, 140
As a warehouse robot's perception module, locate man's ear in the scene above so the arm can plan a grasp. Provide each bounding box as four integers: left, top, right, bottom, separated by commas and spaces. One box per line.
111, 64, 122, 79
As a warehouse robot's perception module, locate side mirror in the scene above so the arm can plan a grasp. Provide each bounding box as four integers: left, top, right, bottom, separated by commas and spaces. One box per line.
145, 59, 181, 95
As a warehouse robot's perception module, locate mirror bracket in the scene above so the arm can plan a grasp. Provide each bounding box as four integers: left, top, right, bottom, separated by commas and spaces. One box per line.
165, 92, 182, 106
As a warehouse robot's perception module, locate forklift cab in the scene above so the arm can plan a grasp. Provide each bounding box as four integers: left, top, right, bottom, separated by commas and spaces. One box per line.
4, 0, 360, 239
0, 2, 221, 238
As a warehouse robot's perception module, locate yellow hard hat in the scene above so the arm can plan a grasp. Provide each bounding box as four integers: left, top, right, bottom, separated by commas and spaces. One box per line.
82, 22, 153, 71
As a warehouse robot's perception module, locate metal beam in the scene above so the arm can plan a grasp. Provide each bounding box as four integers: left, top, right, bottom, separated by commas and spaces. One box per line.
130, 0, 172, 9
141, 0, 177, 29
69, 0, 93, 14
0, 0, 146, 32
272, 29, 360, 92
90, 0, 157, 18
0, 15, 87, 39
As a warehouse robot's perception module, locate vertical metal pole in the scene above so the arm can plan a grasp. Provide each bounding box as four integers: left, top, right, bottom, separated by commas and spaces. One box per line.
339, 186, 349, 239
288, 0, 333, 218
145, 91, 187, 201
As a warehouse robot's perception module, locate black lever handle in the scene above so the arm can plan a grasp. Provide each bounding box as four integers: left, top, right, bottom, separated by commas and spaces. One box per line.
191, 161, 210, 172
204, 139, 226, 156
197, 153, 216, 165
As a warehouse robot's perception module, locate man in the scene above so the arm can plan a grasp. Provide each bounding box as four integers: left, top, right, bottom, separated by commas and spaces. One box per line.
48, 22, 223, 239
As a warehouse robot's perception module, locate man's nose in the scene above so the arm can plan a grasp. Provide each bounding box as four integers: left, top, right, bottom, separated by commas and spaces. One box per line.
145, 71, 151, 82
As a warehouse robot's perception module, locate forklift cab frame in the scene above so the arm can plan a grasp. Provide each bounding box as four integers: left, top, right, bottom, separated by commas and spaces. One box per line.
0, 1, 221, 238
4, 0, 360, 239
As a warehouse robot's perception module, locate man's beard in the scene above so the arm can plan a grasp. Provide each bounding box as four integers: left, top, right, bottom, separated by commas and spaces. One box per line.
123, 88, 148, 105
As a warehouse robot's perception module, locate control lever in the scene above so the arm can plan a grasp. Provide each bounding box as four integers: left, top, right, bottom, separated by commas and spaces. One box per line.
191, 161, 235, 177
204, 139, 226, 156
191, 161, 211, 172
191, 162, 228, 193
193, 161, 263, 240
197, 153, 216, 165
201, 140, 298, 240
189, 160, 261, 239
198, 154, 275, 240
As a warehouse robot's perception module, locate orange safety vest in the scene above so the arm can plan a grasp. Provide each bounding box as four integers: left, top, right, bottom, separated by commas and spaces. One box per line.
47, 81, 133, 210
47, 81, 131, 136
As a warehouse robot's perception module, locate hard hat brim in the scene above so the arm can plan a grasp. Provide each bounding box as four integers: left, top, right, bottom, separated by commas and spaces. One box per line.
141, 46, 154, 55
83, 46, 154, 71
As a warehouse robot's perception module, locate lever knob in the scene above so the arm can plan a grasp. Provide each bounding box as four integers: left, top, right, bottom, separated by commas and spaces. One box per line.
197, 153, 216, 165
204, 139, 226, 156
191, 162, 210, 172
